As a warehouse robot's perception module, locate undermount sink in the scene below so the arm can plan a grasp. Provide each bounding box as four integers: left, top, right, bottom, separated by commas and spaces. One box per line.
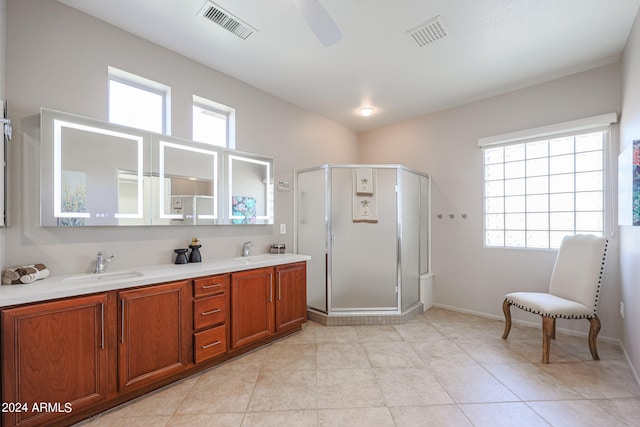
233, 254, 277, 264
63, 271, 144, 284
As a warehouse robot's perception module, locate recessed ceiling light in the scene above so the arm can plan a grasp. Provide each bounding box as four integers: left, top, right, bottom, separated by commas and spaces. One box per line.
359, 107, 374, 117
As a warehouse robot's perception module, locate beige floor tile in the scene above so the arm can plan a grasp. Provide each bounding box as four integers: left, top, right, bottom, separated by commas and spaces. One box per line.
317, 407, 394, 427
460, 402, 550, 427
374, 367, 454, 406
393, 321, 444, 342
71, 308, 640, 427
219, 347, 268, 372
166, 413, 244, 427
539, 360, 640, 399
317, 368, 384, 408
271, 327, 317, 346
247, 370, 317, 411
363, 341, 425, 368
389, 405, 473, 427
354, 325, 403, 342
528, 399, 630, 427
457, 337, 530, 364
314, 325, 359, 344
591, 397, 640, 426
78, 415, 171, 426
411, 338, 478, 367
177, 368, 259, 414
262, 342, 317, 370
242, 410, 317, 426
430, 364, 519, 403
316, 342, 370, 369
101, 376, 198, 418
483, 362, 582, 401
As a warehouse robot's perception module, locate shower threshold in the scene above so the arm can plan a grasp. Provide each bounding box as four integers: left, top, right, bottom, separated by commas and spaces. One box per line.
307, 303, 423, 326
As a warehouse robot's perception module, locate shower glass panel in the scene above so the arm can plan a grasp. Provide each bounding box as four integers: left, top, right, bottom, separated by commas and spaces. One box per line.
297, 168, 328, 312
420, 175, 430, 275
330, 167, 398, 311
400, 169, 420, 310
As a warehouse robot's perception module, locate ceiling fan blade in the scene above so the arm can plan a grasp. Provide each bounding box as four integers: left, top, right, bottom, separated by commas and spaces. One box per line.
292, 0, 342, 46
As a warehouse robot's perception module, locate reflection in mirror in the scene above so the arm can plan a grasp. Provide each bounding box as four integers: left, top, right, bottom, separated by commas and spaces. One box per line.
157, 137, 219, 225
43, 113, 147, 226
228, 154, 273, 224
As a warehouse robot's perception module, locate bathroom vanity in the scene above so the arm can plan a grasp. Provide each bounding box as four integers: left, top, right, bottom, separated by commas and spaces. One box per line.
0, 254, 308, 427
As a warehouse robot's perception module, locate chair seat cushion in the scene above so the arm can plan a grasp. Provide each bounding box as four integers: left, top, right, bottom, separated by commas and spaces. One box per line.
505, 292, 594, 319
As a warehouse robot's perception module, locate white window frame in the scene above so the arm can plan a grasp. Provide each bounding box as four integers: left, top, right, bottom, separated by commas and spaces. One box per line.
479, 113, 617, 249
108, 66, 171, 134
192, 95, 236, 149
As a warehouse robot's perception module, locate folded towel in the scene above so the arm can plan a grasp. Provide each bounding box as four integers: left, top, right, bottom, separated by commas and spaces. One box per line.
2, 263, 49, 285
2, 268, 20, 285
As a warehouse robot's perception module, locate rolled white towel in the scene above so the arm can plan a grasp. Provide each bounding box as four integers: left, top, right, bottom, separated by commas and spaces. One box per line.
20, 268, 50, 284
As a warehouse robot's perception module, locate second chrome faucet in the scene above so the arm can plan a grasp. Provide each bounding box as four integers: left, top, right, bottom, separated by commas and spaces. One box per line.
242, 242, 254, 257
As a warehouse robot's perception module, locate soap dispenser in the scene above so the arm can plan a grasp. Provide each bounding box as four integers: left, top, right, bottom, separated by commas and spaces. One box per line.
189, 237, 202, 263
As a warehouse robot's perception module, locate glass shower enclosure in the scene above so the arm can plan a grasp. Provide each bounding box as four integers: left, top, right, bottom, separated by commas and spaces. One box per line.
296, 165, 430, 324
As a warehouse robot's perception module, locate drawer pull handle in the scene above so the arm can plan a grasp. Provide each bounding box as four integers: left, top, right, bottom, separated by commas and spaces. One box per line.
201, 284, 222, 289
202, 340, 222, 349
201, 309, 222, 316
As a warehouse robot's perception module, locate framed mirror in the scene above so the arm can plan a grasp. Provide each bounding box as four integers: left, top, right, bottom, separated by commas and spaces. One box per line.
154, 134, 221, 225
40, 109, 151, 226
40, 109, 274, 226
227, 153, 274, 224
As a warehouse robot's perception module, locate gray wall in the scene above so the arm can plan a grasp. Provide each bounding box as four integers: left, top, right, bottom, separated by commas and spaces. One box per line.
4, 0, 358, 275
620, 7, 640, 384
358, 63, 623, 340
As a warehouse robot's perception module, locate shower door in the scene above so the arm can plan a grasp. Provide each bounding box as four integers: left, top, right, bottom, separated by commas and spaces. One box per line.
329, 167, 398, 312
297, 168, 328, 312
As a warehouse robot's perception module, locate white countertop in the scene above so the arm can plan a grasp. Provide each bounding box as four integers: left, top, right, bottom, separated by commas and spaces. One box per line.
0, 253, 311, 308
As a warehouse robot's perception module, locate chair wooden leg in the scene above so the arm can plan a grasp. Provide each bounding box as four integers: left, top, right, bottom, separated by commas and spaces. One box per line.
551, 317, 556, 340
542, 316, 554, 364
588, 316, 601, 361
502, 299, 512, 339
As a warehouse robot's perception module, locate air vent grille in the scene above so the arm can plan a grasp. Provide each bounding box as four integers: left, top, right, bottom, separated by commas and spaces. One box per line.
407, 16, 447, 47
199, 1, 257, 40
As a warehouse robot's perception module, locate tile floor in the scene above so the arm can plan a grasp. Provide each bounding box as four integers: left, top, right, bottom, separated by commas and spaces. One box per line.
78, 308, 640, 426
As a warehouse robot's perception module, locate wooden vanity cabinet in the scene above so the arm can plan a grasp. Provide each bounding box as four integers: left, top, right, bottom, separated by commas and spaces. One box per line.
230, 267, 275, 348
275, 262, 307, 332
1, 260, 307, 426
231, 262, 307, 349
117, 280, 191, 393
1, 293, 112, 427
192, 274, 229, 363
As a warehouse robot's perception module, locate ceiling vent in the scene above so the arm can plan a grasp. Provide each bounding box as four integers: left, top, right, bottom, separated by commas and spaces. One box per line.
198, 1, 257, 40
406, 15, 447, 47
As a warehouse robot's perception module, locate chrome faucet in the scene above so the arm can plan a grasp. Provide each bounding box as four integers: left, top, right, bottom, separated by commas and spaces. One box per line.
95, 251, 114, 273
242, 242, 254, 257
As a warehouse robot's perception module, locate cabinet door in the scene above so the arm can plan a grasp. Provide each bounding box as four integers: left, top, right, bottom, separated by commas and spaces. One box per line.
275, 262, 307, 332
231, 267, 274, 348
118, 281, 190, 393
2, 294, 109, 427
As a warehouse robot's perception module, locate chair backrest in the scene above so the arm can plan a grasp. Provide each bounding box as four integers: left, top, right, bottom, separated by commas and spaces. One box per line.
548, 234, 608, 313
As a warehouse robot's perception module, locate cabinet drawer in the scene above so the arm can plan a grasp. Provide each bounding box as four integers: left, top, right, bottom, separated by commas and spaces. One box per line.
193, 294, 226, 330
194, 325, 226, 363
193, 274, 228, 297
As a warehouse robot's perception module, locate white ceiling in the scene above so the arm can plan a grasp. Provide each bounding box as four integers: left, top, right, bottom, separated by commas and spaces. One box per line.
58, 0, 640, 132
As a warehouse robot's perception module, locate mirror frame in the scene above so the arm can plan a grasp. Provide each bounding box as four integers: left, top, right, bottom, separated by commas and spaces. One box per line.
40, 108, 274, 226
